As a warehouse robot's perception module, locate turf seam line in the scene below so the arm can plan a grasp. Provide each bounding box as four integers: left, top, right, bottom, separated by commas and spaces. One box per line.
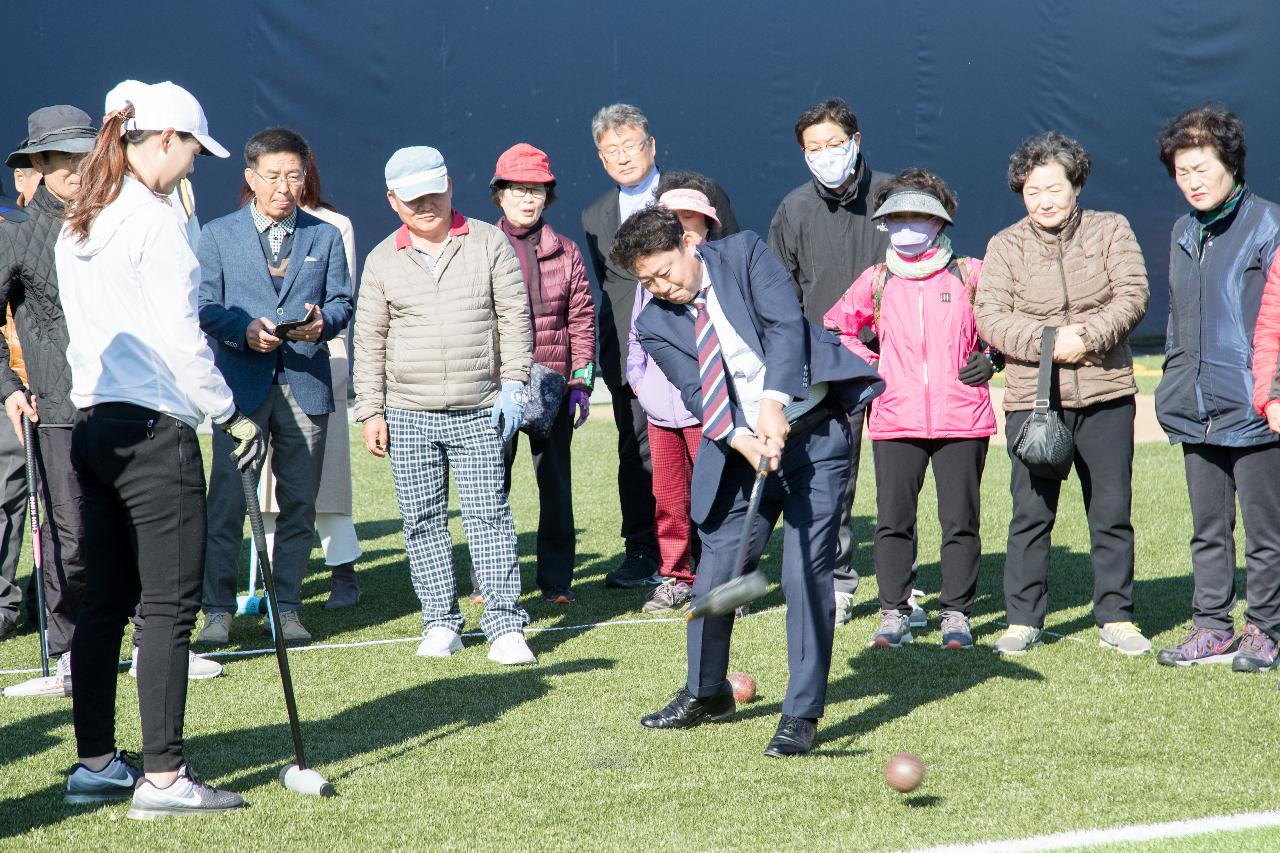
896, 808, 1280, 852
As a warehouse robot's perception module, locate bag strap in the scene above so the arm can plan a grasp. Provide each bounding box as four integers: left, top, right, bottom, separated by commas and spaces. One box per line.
1035, 326, 1057, 412
871, 263, 890, 328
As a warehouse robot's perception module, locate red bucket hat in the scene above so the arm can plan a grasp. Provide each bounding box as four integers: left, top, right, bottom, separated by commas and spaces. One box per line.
491, 143, 556, 186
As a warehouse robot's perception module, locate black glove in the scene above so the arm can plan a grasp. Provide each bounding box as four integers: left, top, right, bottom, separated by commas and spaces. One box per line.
958, 351, 995, 387
219, 410, 265, 472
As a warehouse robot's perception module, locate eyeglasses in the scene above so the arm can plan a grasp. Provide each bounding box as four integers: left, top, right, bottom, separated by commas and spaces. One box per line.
251, 168, 305, 189
803, 138, 850, 155
598, 138, 651, 162
505, 185, 548, 199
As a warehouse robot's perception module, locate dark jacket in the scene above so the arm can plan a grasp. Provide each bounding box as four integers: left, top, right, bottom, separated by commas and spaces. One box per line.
768, 158, 892, 325
636, 231, 883, 523
197, 205, 353, 417
0, 187, 76, 425
581, 172, 739, 388
498, 218, 596, 385
1156, 190, 1280, 447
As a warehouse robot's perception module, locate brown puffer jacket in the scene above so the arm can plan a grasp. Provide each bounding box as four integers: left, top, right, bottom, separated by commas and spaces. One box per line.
353, 213, 532, 419
974, 209, 1148, 411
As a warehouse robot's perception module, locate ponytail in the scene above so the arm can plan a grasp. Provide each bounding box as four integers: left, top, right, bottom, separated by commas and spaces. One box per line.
66, 104, 142, 243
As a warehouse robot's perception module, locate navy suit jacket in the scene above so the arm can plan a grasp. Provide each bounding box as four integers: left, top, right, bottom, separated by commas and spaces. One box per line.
636, 231, 883, 523
198, 205, 353, 416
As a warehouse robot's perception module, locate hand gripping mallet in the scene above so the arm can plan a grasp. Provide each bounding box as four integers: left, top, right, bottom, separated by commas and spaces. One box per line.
239, 468, 335, 797
21, 415, 51, 679
683, 456, 772, 621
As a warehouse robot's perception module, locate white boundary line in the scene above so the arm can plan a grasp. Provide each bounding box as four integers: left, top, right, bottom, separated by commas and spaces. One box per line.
898, 809, 1280, 852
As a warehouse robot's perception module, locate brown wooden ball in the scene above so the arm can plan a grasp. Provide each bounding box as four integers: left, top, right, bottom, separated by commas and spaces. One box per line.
884, 752, 925, 793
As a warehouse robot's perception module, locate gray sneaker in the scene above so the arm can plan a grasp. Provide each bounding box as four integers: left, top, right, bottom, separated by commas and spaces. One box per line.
870, 610, 913, 648
995, 624, 1043, 655
265, 610, 311, 643
66, 750, 142, 804
908, 589, 927, 628
642, 580, 692, 614
195, 612, 231, 646
127, 764, 245, 820
1099, 621, 1153, 656
834, 591, 856, 628
939, 610, 973, 650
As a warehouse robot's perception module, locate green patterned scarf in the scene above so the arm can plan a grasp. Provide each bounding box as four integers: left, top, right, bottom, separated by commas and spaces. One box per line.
1194, 182, 1244, 248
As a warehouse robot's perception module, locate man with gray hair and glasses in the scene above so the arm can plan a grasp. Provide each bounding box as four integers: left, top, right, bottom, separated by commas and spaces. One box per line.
581, 103, 739, 591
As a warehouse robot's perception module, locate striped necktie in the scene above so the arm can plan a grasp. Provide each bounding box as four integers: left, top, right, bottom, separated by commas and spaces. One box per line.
692, 290, 734, 441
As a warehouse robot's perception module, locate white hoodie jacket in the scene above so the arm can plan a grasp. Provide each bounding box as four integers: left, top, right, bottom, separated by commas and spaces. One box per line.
56, 176, 234, 428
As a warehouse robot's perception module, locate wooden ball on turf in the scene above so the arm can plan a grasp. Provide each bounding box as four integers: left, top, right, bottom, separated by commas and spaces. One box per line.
884, 752, 924, 793
727, 671, 757, 703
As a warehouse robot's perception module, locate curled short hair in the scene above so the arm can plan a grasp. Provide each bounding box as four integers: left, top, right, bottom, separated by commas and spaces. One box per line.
655, 170, 715, 200
244, 127, 310, 169
1007, 131, 1091, 193
489, 179, 557, 209
1157, 103, 1246, 180
873, 167, 958, 217
609, 206, 684, 274
794, 97, 859, 146
591, 103, 650, 143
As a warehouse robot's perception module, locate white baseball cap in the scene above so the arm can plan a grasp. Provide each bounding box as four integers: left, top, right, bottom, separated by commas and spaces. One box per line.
385, 146, 449, 200
115, 80, 229, 159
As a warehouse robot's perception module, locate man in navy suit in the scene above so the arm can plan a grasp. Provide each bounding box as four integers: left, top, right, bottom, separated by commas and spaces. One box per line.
614, 206, 882, 756
195, 128, 352, 645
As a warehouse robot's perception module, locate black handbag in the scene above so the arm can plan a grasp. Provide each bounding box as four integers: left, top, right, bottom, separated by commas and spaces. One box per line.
520, 363, 567, 440
1011, 326, 1074, 480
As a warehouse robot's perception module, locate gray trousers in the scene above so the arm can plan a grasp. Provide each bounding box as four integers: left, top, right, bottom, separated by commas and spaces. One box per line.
0, 419, 26, 630
203, 385, 326, 614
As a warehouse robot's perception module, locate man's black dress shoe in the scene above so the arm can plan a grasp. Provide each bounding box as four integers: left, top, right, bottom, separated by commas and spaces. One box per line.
764, 714, 816, 757
641, 687, 735, 729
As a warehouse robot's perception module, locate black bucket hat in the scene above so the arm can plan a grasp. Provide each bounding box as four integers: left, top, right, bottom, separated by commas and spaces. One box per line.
6, 105, 98, 169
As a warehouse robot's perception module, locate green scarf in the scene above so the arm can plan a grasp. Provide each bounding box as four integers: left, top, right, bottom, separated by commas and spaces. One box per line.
885, 233, 954, 280
1194, 182, 1244, 248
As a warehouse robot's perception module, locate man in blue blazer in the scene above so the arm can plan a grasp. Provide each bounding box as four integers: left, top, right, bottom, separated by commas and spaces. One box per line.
615, 206, 882, 756
195, 128, 352, 645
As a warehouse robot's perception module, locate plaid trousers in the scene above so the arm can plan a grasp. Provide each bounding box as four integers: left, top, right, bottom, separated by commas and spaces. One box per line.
387, 407, 528, 640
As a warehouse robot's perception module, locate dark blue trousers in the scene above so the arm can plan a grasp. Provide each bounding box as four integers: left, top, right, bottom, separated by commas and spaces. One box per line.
686, 412, 851, 719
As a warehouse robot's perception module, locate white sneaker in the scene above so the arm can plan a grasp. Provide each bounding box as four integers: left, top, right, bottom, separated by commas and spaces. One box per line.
834, 591, 856, 628
4, 652, 71, 698
416, 627, 463, 657
128, 649, 224, 680
908, 588, 927, 628
487, 632, 536, 665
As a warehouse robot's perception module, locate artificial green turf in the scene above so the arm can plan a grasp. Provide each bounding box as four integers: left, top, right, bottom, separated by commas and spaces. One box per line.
1, 418, 1278, 851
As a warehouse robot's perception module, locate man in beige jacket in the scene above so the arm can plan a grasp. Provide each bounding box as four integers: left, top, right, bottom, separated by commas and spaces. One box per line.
354, 146, 536, 665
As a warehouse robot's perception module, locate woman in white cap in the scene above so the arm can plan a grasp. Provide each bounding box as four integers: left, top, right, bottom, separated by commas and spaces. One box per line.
55, 81, 262, 818
824, 168, 996, 652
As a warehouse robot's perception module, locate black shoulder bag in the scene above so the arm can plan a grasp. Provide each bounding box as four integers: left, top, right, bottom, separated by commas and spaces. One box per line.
1011, 326, 1074, 480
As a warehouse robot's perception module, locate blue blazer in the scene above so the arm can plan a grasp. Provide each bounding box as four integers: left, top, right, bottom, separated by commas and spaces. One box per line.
198, 205, 353, 416
636, 231, 883, 523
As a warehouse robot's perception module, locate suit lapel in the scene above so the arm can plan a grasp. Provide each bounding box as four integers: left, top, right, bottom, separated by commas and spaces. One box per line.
239, 205, 276, 296
279, 216, 315, 305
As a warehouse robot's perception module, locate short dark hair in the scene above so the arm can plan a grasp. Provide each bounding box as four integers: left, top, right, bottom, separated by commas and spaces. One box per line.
655, 170, 716, 200
794, 97, 858, 146
244, 127, 311, 169
1007, 131, 1091, 193
609, 206, 684, 274
1157, 103, 1246, 180
873, 167, 958, 217
489, 179, 557, 209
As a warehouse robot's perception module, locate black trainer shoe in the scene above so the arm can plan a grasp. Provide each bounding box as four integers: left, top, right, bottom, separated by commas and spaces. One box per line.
764, 715, 816, 757
65, 750, 142, 804
640, 686, 735, 729
605, 548, 661, 589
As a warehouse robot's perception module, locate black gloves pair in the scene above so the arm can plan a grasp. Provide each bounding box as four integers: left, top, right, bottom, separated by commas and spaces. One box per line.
958, 351, 995, 387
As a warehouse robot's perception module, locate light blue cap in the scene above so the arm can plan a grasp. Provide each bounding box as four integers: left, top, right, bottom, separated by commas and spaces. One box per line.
385, 146, 449, 201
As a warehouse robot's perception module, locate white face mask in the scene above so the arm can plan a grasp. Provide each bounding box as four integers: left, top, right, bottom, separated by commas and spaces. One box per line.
804, 140, 858, 188
887, 219, 943, 257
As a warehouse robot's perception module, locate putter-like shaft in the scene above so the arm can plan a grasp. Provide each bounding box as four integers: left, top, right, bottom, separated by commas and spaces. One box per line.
685, 458, 771, 621
240, 469, 309, 772
22, 416, 50, 678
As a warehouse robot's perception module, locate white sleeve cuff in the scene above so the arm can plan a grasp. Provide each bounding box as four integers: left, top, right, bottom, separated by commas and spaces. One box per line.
729, 427, 752, 443
761, 390, 792, 405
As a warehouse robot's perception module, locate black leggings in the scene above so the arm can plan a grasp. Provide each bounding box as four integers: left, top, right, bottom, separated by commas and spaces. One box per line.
70, 404, 206, 773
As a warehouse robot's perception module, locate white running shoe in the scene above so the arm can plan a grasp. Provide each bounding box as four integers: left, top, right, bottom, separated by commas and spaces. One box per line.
834, 591, 856, 628
487, 632, 536, 665
129, 649, 224, 680
127, 764, 245, 820
4, 652, 71, 698
416, 627, 463, 657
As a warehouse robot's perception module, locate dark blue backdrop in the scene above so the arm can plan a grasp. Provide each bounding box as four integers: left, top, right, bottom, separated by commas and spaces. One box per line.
7, 0, 1280, 335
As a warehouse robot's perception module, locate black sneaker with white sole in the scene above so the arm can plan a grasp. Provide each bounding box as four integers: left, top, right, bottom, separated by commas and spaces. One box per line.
126, 764, 245, 820
65, 750, 142, 804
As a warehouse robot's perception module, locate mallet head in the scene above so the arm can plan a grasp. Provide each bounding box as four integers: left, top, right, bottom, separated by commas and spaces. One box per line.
280, 765, 336, 797
683, 571, 768, 621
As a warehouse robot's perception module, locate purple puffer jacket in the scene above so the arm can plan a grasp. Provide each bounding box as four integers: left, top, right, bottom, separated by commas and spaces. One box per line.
500, 218, 596, 387
627, 285, 698, 428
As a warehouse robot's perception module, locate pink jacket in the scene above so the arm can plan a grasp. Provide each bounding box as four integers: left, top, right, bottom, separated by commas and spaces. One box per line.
823, 260, 996, 440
